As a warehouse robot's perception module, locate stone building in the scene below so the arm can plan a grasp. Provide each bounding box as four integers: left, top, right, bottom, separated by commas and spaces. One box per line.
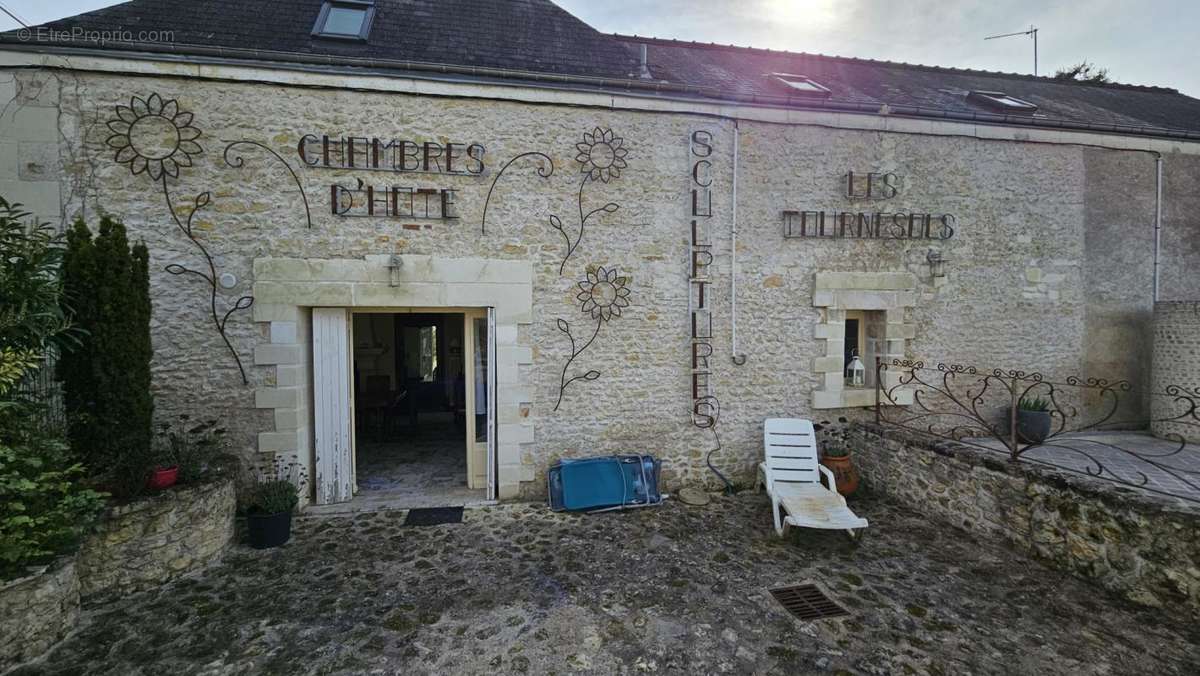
1, 0, 1197, 505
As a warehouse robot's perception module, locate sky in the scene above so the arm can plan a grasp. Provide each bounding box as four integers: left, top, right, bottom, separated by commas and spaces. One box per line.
2, 0, 1197, 97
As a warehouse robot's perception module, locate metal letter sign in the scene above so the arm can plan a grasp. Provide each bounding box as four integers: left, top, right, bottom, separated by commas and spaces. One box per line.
782, 170, 956, 240
689, 130, 718, 429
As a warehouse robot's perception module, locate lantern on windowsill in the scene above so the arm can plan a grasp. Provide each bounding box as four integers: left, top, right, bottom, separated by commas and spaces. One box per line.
846, 351, 866, 388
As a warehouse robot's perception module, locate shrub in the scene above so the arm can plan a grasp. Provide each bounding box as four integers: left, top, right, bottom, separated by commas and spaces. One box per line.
0, 198, 107, 579
58, 216, 154, 498
0, 434, 106, 580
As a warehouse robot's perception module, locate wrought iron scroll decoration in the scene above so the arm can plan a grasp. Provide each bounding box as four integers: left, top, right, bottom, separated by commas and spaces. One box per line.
104, 93, 305, 385
480, 128, 626, 276
551, 128, 625, 276
480, 152, 554, 236
553, 265, 631, 411
222, 140, 312, 229
874, 358, 1200, 503
160, 187, 254, 384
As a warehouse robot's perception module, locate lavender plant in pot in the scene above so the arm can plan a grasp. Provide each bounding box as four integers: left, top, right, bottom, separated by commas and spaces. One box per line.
245, 459, 304, 549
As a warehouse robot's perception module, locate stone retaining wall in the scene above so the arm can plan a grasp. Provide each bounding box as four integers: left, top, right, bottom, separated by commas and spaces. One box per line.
0, 559, 80, 672
851, 423, 1200, 616
75, 478, 236, 602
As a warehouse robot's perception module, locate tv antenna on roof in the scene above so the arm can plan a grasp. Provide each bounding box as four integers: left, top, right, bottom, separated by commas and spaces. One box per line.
985, 25, 1038, 76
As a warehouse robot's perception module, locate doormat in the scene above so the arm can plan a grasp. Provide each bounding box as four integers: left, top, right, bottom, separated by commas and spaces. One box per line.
404, 507, 464, 527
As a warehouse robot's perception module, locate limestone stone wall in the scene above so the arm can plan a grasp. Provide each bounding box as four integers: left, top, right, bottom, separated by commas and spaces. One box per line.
1161, 154, 1200, 301
75, 479, 236, 602
852, 424, 1200, 615
0, 65, 1195, 498
0, 559, 80, 672
1151, 301, 1200, 443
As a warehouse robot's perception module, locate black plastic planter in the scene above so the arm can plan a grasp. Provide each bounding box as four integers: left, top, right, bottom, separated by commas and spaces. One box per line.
1016, 409, 1052, 444
246, 510, 292, 549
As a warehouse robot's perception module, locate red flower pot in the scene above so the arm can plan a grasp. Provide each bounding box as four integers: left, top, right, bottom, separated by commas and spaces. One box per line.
147, 465, 179, 490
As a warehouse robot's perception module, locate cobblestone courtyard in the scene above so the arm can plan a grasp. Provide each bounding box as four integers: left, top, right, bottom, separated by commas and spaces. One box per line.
15, 494, 1199, 675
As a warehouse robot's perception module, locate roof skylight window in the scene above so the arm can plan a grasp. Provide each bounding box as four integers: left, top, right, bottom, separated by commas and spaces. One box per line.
967, 90, 1038, 113
312, 0, 376, 41
769, 73, 832, 97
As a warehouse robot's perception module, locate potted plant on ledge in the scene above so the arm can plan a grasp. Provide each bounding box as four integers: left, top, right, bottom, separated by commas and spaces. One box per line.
244, 460, 304, 549
146, 440, 179, 491
1016, 395, 1052, 444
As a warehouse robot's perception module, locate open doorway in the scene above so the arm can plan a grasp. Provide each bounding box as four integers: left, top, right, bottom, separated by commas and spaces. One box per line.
348, 310, 490, 507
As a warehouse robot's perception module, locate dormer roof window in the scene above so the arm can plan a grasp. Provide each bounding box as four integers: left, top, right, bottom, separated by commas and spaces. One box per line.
967, 90, 1038, 113
312, 0, 376, 41
769, 73, 832, 97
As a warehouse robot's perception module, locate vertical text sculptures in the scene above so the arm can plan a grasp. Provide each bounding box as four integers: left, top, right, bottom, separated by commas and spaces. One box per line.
689, 130, 729, 491
689, 130, 718, 430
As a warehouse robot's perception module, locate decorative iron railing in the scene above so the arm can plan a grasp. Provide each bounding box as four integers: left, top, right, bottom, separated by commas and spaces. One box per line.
14, 348, 66, 434
874, 359, 1200, 504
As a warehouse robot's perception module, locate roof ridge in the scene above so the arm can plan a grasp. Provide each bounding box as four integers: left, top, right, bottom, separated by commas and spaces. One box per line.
613, 33, 1181, 94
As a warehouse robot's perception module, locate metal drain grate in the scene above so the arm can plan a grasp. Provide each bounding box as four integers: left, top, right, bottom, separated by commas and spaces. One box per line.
769, 584, 850, 621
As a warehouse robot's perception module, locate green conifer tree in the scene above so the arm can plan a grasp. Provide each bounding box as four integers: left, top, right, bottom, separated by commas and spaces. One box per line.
59, 216, 154, 496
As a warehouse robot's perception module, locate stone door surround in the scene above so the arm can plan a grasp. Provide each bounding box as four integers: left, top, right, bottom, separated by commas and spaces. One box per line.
812, 272, 916, 409
250, 254, 535, 500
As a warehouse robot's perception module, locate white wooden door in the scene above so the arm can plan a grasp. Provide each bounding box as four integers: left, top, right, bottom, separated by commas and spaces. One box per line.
486, 307, 497, 500
312, 308, 354, 504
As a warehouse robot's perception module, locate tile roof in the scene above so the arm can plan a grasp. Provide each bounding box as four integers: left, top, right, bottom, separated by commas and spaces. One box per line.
23, 0, 639, 78
621, 35, 1200, 134
8, 0, 1200, 138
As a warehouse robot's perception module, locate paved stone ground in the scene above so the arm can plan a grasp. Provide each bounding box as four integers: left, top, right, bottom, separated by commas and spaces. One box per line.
14, 494, 1200, 676
352, 420, 485, 510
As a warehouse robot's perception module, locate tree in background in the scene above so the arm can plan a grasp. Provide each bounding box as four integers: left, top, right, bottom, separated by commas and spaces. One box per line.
0, 198, 74, 406
59, 215, 155, 497
0, 197, 105, 579
1053, 61, 1112, 84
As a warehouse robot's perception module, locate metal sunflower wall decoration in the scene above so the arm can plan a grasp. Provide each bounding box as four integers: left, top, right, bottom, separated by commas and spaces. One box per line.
550, 127, 626, 275
104, 93, 309, 385
480, 126, 627, 276
553, 265, 632, 411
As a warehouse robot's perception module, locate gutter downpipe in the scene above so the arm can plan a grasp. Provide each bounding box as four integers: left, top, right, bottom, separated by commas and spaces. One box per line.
1154, 155, 1163, 302
731, 119, 746, 366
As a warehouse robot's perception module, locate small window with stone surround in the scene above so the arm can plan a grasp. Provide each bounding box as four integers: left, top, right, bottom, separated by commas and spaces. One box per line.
812, 272, 916, 409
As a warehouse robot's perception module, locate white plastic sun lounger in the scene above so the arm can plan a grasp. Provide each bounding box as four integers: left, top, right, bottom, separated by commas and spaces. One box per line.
757, 418, 868, 539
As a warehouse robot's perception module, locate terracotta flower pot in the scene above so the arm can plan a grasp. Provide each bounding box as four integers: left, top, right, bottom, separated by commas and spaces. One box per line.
246, 510, 292, 549
146, 465, 179, 490
820, 454, 860, 497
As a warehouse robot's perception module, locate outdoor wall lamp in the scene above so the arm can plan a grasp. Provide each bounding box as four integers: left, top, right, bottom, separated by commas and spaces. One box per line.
926, 249, 948, 278
387, 254, 403, 287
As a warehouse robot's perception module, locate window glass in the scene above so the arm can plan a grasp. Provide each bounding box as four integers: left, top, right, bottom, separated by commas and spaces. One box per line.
784, 79, 823, 92
419, 326, 437, 383
844, 317, 861, 377
323, 6, 367, 35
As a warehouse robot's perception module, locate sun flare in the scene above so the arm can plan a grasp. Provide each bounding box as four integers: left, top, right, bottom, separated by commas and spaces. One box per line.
763, 0, 839, 29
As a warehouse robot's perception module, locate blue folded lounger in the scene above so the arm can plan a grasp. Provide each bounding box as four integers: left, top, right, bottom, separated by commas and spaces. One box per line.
547, 454, 663, 512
